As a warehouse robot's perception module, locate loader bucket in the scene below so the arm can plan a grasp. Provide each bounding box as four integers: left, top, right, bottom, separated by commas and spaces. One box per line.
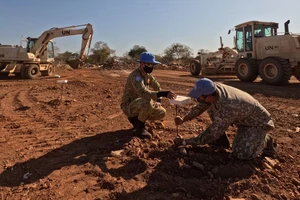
66, 59, 83, 69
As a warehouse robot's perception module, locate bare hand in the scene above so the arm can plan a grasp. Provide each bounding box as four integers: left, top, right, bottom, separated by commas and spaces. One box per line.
174, 116, 184, 125
167, 91, 177, 99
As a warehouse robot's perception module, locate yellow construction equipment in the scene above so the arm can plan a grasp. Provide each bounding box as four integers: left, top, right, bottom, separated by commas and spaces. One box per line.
190, 20, 300, 85
0, 23, 93, 79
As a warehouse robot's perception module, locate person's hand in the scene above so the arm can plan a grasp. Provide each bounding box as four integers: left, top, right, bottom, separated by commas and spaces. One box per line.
167, 91, 176, 99
153, 102, 161, 108
174, 116, 184, 125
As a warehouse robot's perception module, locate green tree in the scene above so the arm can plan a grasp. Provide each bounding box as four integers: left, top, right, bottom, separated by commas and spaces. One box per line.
88, 41, 115, 64
55, 51, 73, 63
163, 43, 193, 60
161, 52, 174, 64
128, 45, 147, 60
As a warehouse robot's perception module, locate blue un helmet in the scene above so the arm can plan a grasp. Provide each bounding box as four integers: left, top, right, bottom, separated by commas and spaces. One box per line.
137, 52, 161, 64
189, 78, 216, 99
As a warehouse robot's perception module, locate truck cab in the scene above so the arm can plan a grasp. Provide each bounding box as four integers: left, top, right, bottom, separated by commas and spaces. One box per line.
234, 20, 279, 58
26, 38, 55, 62
233, 20, 300, 85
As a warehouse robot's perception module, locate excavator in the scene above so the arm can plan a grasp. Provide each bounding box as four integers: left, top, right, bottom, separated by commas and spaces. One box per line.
0, 23, 93, 79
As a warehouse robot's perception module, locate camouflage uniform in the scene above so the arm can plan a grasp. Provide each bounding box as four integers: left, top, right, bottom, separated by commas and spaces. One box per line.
120, 68, 166, 122
184, 82, 275, 160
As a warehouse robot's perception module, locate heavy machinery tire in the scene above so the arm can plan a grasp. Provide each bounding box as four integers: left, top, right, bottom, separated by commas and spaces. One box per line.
292, 66, 300, 81
20, 66, 27, 79
0, 72, 9, 78
235, 58, 258, 82
41, 64, 55, 76
259, 57, 291, 85
25, 64, 40, 79
190, 59, 201, 76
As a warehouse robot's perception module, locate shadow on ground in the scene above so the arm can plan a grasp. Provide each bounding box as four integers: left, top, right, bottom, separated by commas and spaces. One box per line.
0, 129, 134, 187
0, 129, 264, 200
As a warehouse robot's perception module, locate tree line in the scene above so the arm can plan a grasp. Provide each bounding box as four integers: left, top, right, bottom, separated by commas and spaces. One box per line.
55, 41, 212, 65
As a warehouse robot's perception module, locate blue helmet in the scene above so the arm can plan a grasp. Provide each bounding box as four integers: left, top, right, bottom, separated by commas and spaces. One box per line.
137, 52, 161, 64
189, 78, 216, 98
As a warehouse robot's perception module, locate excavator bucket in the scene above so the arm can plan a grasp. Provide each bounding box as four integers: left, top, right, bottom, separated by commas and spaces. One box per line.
66, 59, 83, 69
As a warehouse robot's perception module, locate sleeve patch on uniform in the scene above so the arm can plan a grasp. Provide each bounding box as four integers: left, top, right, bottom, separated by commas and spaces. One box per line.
214, 117, 223, 126
135, 76, 142, 82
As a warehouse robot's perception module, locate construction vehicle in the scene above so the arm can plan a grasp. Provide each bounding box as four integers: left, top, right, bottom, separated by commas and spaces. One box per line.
190, 37, 238, 76
0, 23, 93, 79
190, 20, 300, 85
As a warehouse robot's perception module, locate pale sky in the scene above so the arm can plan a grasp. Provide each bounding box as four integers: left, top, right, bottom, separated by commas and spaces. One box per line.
1, 0, 299, 56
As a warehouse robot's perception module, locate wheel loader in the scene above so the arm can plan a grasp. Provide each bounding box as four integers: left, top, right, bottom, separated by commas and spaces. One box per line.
0, 23, 93, 79
190, 20, 300, 85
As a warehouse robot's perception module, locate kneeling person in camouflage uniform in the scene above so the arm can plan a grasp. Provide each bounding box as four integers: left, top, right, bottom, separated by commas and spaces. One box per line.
121, 52, 176, 139
174, 78, 277, 160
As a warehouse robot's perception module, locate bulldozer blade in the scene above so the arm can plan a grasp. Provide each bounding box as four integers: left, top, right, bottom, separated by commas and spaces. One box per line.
66, 59, 83, 69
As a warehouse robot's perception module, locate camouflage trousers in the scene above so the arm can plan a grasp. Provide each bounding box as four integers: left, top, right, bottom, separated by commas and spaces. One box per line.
122, 98, 166, 122
206, 109, 271, 160
232, 125, 269, 160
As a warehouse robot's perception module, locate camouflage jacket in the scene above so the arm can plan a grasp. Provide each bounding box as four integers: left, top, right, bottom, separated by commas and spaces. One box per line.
121, 68, 161, 111
184, 82, 275, 145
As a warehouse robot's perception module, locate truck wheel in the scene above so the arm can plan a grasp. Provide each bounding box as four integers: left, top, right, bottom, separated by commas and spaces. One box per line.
0, 72, 9, 78
26, 64, 40, 79
235, 58, 258, 82
41, 64, 55, 76
20, 66, 27, 79
259, 57, 291, 85
292, 66, 300, 81
190, 60, 201, 76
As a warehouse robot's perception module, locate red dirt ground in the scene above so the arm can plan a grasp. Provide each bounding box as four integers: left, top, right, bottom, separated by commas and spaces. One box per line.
0, 67, 299, 200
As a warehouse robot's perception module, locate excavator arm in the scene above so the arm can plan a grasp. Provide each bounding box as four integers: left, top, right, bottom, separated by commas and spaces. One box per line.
30, 23, 93, 62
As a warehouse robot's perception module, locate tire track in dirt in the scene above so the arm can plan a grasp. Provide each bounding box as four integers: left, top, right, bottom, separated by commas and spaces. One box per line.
54, 79, 106, 134
0, 86, 79, 161
265, 102, 300, 114
24, 86, 102, 148
0, 87, 41, 162
0, 88, 26, 165
25, 87, 83, 142
258, 98, 300, 115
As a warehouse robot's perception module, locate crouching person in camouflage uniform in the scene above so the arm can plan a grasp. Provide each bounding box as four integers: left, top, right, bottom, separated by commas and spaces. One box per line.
121, 52, 176, 139
174, 78, 277, 160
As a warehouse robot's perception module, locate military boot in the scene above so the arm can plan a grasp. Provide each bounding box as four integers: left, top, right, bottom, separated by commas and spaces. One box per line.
135, 119, 152, 139
262, 134, 278, 158
128, 116, 138, 129
209, 132, 230, 149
